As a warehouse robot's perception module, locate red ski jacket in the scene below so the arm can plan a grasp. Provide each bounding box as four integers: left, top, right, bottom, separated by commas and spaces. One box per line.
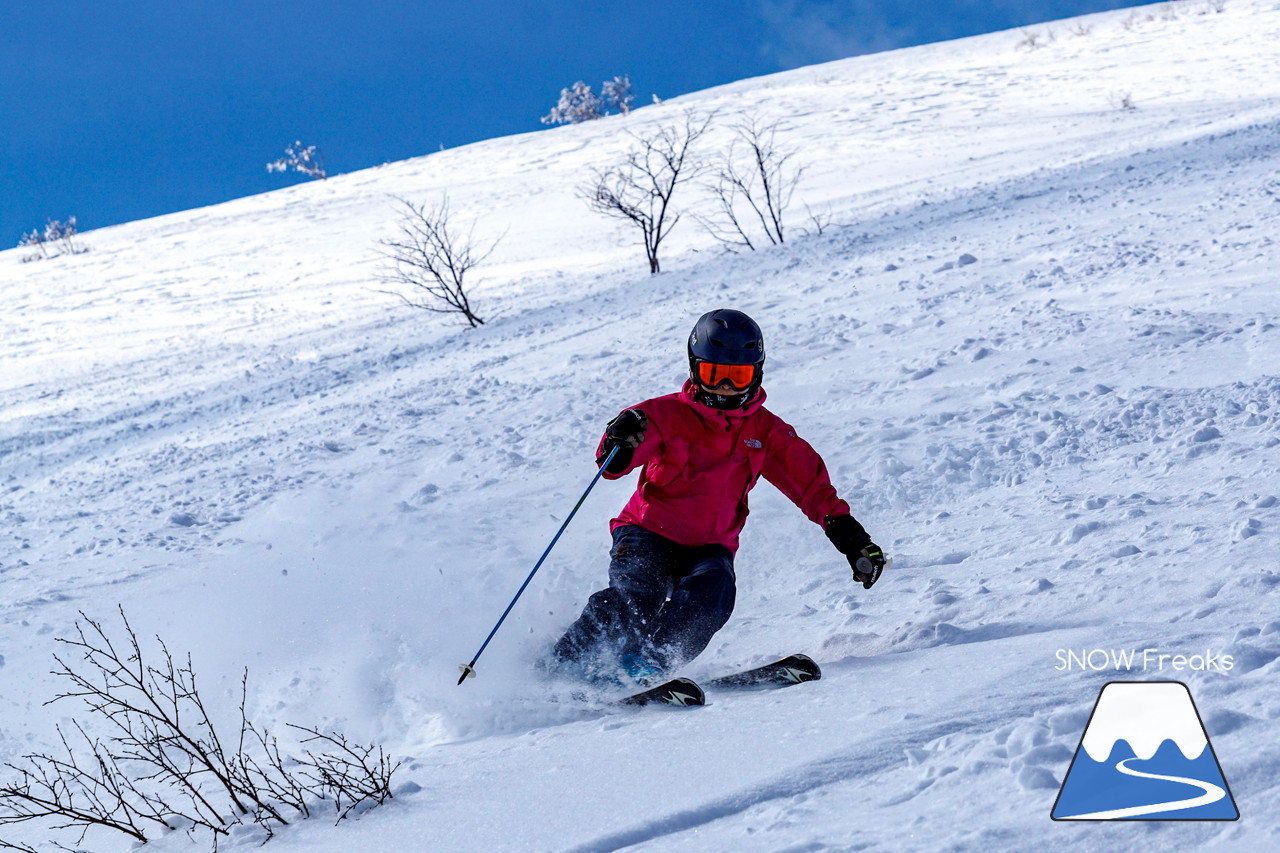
596, 381, 851, 554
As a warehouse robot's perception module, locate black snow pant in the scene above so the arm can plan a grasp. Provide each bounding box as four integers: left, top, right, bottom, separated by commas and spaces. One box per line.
552, 524, 736, 675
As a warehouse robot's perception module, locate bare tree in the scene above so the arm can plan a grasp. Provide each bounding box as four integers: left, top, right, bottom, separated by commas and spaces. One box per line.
377, 195, 503, 328
0, 608, 399, 851
585, 111, 713, 274
699, 115, 805, 251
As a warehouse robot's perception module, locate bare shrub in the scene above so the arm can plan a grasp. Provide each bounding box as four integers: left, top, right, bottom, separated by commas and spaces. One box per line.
0, 609, 399, 851
44, 218, 85, 255
803, 202, 834, 238
1109, 90, 1137, 111
698, 114, 805, 251
1016, 29, 1044, 50
377, 195, 503, 328
267, 140, 327, 180
291, 728, 398, 823
17, 218, 85, 262
585, 110, 713, 274
17, 230, 47, 262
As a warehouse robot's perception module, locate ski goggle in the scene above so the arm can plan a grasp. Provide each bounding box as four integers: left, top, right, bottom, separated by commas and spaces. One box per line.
695, 360, 759, 391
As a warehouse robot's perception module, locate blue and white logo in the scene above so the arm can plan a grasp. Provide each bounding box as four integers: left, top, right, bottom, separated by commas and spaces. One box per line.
1052, 681, 1239, 821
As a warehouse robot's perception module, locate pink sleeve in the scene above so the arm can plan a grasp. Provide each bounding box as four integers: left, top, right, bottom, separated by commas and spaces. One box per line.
760, 416, 851, 525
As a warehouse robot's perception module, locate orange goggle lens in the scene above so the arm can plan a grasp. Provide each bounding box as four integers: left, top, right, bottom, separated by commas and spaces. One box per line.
696, 361, 757, 391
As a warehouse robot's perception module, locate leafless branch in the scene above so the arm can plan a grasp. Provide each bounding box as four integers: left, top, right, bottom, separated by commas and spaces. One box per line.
290, 727, 400, 824
0, 609, 399, 851
584, 110, 714, 273
802, 202, 834, 238
377, 195, 501, 327
697, 114, 805, 251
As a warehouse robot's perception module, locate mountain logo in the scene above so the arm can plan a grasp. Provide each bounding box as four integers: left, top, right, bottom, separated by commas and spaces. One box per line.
1051, 681, 1239, 821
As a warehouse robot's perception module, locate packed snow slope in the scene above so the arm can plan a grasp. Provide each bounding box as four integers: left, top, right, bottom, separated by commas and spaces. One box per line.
3, 2, 1279, 851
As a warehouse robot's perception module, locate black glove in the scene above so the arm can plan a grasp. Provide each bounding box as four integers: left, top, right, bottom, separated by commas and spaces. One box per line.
598, 408, 648, 473
825, 514, 886, 589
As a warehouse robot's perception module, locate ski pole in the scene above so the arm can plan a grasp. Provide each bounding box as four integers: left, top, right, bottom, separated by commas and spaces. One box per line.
458, 444, 619, 685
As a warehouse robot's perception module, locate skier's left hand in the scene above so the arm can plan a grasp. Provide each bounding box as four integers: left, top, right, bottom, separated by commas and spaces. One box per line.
851, 545, 886, 589
824, 514, 886, 589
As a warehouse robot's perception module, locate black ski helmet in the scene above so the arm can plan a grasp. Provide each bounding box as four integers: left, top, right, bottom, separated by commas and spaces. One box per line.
687, 309, 765, 404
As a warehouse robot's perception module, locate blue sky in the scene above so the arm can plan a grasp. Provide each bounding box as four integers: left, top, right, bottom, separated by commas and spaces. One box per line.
2, 1, 1138, 243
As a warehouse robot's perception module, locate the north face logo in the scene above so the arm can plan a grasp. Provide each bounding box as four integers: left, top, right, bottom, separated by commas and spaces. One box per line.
744, 439, 762, 448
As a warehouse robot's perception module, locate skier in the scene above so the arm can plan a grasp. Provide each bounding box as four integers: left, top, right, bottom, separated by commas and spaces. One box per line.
550, 308, 885, 684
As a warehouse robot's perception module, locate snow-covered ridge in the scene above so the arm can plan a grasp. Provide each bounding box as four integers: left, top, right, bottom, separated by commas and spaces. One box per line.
3, 2, 1279, 851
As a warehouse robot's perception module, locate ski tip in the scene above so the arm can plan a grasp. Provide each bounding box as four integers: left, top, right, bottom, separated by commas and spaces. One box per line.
792, 654, 822, 680
667, 678, 707, 707
617, 677, 706, 707
705, 654, 822, 688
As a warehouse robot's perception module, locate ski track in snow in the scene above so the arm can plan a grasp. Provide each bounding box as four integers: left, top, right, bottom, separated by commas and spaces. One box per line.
564, 708, 1018, 853
3, 2, 1280, 851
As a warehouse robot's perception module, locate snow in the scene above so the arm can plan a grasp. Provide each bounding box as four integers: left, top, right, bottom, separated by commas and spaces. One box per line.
3, 2, 1280, 851
1081, 682, 1209, 761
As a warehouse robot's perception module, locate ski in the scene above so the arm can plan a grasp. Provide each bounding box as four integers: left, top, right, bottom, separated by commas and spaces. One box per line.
706, 654, 822, 689
609, 656, 817, 707
616, 677, 706, 707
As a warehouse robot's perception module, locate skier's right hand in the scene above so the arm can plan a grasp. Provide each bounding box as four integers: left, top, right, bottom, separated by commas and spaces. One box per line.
598, 408, 648, 473
604, 408, 648, 449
